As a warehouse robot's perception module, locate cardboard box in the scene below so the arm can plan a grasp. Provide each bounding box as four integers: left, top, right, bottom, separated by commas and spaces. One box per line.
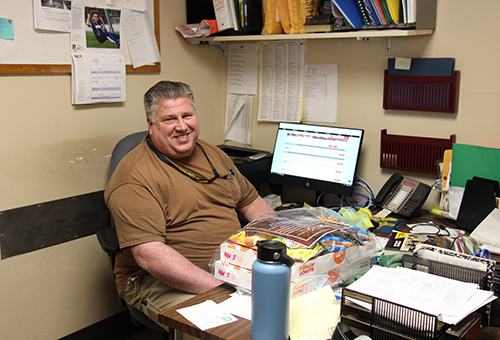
220, 241, 257, 270
214, 260, 252, 290
215, 241, 377, 296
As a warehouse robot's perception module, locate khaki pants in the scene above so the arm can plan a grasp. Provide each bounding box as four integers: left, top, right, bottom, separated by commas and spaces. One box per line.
123, 274, 199, 339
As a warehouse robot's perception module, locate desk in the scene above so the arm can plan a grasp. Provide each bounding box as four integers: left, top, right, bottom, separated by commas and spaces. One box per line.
158, 211, 500, 340
158, 284, 250, 340
158, 286, 500, 340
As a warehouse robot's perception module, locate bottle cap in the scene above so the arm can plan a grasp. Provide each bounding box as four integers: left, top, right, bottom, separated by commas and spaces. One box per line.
256, 240, 294, 267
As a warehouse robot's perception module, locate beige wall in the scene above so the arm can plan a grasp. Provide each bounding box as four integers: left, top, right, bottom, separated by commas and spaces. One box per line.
0, 1, 224, 339
0, 0, 499, 338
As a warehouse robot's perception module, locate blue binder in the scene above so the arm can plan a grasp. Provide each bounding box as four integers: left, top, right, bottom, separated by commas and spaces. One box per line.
332, 0, 364, 28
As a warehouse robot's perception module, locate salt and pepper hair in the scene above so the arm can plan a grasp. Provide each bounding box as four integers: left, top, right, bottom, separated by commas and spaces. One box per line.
143, 81, 196, 122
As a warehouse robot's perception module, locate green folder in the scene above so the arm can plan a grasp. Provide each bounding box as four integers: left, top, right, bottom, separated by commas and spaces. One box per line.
450, 143, 500, 188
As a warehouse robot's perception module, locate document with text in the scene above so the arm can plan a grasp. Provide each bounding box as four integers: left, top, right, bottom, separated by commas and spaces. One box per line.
347, 266, 496, 325
304, 64, 338, 123
258, 41, 305, 122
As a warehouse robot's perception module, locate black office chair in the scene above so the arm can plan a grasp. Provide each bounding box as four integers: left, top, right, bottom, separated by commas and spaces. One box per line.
96, 131, 169, 335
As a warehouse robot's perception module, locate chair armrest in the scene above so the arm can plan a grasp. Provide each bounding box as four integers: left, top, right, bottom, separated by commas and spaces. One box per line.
96, 227, 121, 254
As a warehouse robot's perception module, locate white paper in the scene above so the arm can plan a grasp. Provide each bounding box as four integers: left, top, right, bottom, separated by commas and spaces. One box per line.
122, 8, 160, 68
471, 208, 500, 254
227, 43, 259, 95
176, 300, 238, 331
258, 41, 306, 122
33, 0, 72, 32
347, 266, 496, 325
448, 186, 465, 219
218, 292, 252, 320
106, 0, 146, 12
304, 64, 338, 123
71, 53, 126, 104
225, 94, 252, 145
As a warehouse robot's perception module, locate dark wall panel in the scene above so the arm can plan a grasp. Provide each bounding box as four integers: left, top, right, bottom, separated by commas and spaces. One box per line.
0, 191, 110, 259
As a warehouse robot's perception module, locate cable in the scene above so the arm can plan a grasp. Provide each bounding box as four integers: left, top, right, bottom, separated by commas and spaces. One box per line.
318, 175, 376, 211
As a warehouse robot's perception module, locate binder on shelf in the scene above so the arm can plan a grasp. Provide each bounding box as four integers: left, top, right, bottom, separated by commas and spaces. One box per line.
386, 0, 399, 23
187, 0, 216, 24
380, 0, 394, 24
334, 0, 436, 31
228, 0, 239, 31
244, 0, 263, 34
371, 0, 388, 24
406, 0, 416, 23
212, 0, 235, 31
363, 0, 380, 25
332, 0, 364, 28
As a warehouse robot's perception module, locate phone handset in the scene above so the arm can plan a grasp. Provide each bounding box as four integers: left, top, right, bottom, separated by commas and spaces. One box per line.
374, 173, 403, 207
375, 173, 431, 218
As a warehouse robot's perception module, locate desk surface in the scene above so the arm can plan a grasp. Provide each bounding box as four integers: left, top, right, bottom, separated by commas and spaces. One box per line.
158, 284, 250, 340
158, 210, 500, 340
158, 285, 500, 340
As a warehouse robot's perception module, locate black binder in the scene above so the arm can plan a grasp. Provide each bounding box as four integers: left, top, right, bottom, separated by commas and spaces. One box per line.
456, 178, 498, 232
186, 0, 216, 24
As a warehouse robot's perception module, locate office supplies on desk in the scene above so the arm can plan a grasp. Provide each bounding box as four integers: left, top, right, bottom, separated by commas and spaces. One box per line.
176, 299, 238, 331
473, 248, 491, 260
385, 231, 435, 252
290, 285, 341, 340
344, 266, 496, 325
470, 208, 500, 255
331, 322, 362, 340
408, 244, 496, 326
412, 244, 495, 277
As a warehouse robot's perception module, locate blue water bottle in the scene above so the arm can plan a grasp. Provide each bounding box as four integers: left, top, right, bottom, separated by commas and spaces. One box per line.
251, 240, 295, 340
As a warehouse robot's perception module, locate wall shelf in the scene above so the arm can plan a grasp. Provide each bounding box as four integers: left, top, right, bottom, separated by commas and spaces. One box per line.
186, 29, 433, 55
186, 29, 433, 43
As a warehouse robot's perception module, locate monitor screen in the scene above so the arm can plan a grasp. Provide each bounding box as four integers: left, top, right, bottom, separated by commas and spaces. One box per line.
268, 122, 364, 197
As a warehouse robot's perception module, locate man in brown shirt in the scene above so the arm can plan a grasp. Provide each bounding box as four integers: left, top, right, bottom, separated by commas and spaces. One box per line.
105, 81, 274, 329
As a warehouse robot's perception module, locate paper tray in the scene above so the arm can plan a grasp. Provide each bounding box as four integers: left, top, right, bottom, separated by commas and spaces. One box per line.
341, 288, 448, 340
383, 70, 460, 113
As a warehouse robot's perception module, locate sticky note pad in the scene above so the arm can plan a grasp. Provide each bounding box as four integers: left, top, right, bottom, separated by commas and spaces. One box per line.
0, 17, 14, 40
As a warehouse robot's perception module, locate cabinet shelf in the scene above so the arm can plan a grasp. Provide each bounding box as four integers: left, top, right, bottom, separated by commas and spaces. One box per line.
186, 29, 433, 43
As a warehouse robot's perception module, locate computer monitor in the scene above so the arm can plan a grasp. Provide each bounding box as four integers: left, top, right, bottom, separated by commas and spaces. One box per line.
268, 122, 364, 198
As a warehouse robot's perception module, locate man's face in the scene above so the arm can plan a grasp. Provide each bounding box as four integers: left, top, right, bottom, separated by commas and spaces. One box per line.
147, 97, 200, 159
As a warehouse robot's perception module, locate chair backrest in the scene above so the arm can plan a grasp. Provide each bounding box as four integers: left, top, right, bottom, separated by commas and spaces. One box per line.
109, 131, 148, 229
110, 131, 148, 177
97, 131, 147, 254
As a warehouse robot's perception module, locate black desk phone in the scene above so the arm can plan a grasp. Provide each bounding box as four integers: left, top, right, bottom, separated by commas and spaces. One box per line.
375, 173, 431, 217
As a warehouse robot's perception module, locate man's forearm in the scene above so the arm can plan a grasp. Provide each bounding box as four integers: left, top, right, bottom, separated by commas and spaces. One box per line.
131, 241, 223, 294
238, 196, 275, 222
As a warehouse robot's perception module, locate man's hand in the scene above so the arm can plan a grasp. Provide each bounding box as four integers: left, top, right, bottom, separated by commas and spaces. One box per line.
131, 241, 223, 294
